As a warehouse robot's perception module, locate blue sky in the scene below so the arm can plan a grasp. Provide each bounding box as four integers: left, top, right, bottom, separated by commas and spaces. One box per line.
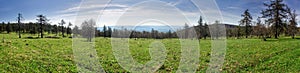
0, 0, 299, 27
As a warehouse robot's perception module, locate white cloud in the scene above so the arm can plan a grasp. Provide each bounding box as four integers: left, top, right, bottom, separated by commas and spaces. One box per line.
227, 6, 241, 10
167, 0, 182, 6
52, 0, 245, 27
58, 4, 128, 14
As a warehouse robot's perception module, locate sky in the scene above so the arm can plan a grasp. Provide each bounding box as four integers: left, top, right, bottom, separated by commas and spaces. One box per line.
0, 0, 299, 27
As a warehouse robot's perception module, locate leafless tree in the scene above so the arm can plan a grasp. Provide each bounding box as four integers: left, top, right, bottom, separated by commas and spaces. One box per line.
81, 19, 96, 42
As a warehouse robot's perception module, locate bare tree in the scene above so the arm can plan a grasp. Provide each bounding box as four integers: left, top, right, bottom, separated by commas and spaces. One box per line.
287, 7, 298, 39
254, 17, 268, 41
17, 13, 23, 38
81, 19, 96, 42
72, 25, 80, 37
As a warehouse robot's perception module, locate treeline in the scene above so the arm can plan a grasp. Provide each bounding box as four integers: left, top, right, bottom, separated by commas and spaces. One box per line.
73, 24, 179, 39
1, 0, 299, 41
0, 14, 73, 38
0, 22, 71, 36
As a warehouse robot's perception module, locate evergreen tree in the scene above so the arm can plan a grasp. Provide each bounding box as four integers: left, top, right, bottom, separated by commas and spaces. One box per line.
103, 25, 107, 37
239, 9, 253, 38
6, 22, 12, 33
36, 15, 49, 38
198, 16, 204, 39
168, 30, 172, 38
203, 23, 209, 39
108, 27, 112, 37
59, 20, 66, 37
261, 0, 289, 39
0, 22, 4, 33
67, 22, 72, 36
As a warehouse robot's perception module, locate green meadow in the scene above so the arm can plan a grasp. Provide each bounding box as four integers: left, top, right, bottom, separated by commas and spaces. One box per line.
0, 33, 300, 72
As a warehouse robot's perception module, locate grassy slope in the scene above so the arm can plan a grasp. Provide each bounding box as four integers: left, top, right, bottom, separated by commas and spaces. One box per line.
0, 33, 299, 72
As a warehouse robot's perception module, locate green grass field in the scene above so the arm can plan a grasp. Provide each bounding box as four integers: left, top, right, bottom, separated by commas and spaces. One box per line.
0, 33, 300, 72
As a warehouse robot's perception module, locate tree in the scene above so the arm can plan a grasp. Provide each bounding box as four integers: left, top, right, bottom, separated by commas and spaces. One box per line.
54, 24, 58, 36
168, 30, 172, 38
184, 23, 189, 38
108, 27, 112, 37
197, 16, 204, 39
287, 7, 298, 39
6, 22, 12, 33
203, 23, 209, 39
261, 0, 289, 39
239, 9, 252, 38
81, 19, 96, 42
151, 28, 155, 38
211, 20, 222, 39
17, 13, 23, 38
72, 25, 80, 37
103, 25, 107, 37
67, 22, 73, 36
0, 22, 4, 33
254, 17, 267, 41
36, 15, 49, 38
59, 20, 66, 37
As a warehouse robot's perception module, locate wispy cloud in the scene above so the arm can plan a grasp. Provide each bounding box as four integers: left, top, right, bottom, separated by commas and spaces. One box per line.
226, 6, 241, 10
52, 0, 300, 27
167, 0, 182, 6
58, 4, 128, 14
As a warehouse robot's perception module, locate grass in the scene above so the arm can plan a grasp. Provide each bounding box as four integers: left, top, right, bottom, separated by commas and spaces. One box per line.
0, 33, 300, 72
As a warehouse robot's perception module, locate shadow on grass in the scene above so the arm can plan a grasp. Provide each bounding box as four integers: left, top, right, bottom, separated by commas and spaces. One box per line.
24, 36, 40, 39
24, 36, 62, 39
264, 38, 297, 42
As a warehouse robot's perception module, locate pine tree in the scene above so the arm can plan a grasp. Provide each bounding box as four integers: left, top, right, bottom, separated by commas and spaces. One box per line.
36, 15, 49, 38
198, 16, 204, 39
239, 9, 253, 38
6, 22, 12, 33
168, 30, 172, 38
108, 27, 112, 37
0, 22, 4, 33
67, 22, 72, 36
103, 25, 107, 37
261, 0, 289, 39
59, 20, 66, 37
203, 23, 209, 39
